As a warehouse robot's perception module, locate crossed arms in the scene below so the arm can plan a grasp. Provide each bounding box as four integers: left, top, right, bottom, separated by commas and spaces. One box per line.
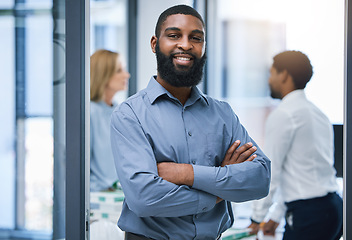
158, 140, 258, 203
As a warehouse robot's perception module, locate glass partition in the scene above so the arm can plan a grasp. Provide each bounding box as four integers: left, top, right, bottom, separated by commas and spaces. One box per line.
90, 0, 128, 103
0, 0, 64, 238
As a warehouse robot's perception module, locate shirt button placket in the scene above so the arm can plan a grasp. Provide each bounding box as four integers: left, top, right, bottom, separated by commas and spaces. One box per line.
188, 130, 195, 164
193, 215, 200, 240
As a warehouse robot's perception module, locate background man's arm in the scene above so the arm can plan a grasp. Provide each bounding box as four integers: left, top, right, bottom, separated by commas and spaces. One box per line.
249, 109, 294, 235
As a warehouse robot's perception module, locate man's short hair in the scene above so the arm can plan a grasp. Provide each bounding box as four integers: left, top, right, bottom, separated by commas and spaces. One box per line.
273, 50, 313, 89
155, 4, 205, 38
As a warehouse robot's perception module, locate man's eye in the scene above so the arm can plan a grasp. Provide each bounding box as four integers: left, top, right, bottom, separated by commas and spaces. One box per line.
168, 34, 179, 39
192, 36, 203, 42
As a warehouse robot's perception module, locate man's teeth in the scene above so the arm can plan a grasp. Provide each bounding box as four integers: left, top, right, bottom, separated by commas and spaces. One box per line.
176, 56, 191, 61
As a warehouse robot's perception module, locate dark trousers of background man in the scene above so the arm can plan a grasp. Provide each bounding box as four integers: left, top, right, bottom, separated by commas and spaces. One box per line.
283, 192, 343, 240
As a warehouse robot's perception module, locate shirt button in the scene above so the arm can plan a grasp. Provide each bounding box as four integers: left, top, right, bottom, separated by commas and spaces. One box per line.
192, 160, 196, 164
188, 131, 192, 136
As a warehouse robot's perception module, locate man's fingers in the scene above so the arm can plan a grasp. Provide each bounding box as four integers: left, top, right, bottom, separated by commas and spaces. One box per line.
239, 145, 257, 161
236, 142, 253, 154
263, 220, 279, 236
245, 154, 257, 162
222, 140, 240, 165
248, 223, 260, 235
232, 142, 253, 159
231, 144, 257, 163
221, 141, 258, 166
229, 140, 241, 152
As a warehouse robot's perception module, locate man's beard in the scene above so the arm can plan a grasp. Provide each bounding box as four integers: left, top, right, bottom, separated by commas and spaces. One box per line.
155, 41, 206, 87
269, 86, 282, 99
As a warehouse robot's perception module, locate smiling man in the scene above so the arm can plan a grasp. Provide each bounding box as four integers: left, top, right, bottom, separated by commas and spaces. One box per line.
110, 5, 271, 240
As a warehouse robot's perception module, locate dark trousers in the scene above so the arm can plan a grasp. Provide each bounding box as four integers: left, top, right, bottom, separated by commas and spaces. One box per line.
283, 192, 343, 240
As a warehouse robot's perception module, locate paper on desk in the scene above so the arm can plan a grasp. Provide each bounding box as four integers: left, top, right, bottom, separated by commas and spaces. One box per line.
222, 228, 254, 239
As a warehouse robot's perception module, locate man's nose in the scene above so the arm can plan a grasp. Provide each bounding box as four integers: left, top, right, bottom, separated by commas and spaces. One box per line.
177, 37, 193, 51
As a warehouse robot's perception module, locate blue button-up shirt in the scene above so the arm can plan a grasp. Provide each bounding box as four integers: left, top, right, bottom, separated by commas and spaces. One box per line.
110, 76, 270, 240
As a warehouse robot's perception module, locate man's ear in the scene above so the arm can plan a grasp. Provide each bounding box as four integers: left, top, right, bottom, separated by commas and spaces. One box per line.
280, 69, 290, 83
151, 36, 157, 53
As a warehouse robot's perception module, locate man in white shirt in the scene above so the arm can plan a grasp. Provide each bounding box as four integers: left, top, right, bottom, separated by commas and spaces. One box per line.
248, 51, 343, 240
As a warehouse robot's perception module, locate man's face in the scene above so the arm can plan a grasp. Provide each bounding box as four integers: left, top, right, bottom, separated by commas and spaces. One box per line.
268, 66, 282, 99
151, 14, 206, 87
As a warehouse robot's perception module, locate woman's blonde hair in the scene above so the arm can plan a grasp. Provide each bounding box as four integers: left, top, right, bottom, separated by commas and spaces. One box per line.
90, 49, 120, 102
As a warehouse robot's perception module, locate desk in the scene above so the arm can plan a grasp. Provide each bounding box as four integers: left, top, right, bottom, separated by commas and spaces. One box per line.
90, 190, 124, 223
90, 190, 125, 240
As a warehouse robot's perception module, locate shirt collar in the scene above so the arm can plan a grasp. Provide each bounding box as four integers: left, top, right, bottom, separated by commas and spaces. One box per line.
282, 89, 306, 103
188, 85, 209, 106
145, 76, 209, 106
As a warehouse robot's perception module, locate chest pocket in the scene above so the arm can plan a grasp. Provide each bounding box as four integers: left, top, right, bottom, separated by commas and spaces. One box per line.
206, 133, 231, 167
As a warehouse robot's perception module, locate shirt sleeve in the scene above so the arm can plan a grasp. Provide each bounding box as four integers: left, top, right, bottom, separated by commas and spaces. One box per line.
192, 104, 271, 203
110, 103, 217, 218
251, 108, 294, 223
267, 192, 287, 223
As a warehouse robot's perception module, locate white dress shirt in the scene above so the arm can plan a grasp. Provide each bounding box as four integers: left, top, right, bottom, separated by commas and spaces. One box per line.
251, 90, 339, 223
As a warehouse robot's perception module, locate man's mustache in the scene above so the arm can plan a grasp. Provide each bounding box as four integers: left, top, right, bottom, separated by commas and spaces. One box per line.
170, 52, 197, 59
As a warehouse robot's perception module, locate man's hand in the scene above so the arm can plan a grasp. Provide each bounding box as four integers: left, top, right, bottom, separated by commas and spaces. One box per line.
221, 140, 257, 167
216, 140, 257, 203
247, 222, 260, 235
262, 220, 279, 236
157, 162, 194, 186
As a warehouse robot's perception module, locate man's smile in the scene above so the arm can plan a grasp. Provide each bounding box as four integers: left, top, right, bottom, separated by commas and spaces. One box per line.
172, 53, 194, 67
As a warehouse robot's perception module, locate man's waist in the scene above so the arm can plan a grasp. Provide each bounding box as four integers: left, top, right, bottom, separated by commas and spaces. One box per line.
282, 184, 338, 202
119, 203, 232, 239
285, 192, 338, 209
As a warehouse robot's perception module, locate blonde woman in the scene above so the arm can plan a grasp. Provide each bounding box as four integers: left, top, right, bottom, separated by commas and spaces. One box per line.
90, 49, 130, 192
